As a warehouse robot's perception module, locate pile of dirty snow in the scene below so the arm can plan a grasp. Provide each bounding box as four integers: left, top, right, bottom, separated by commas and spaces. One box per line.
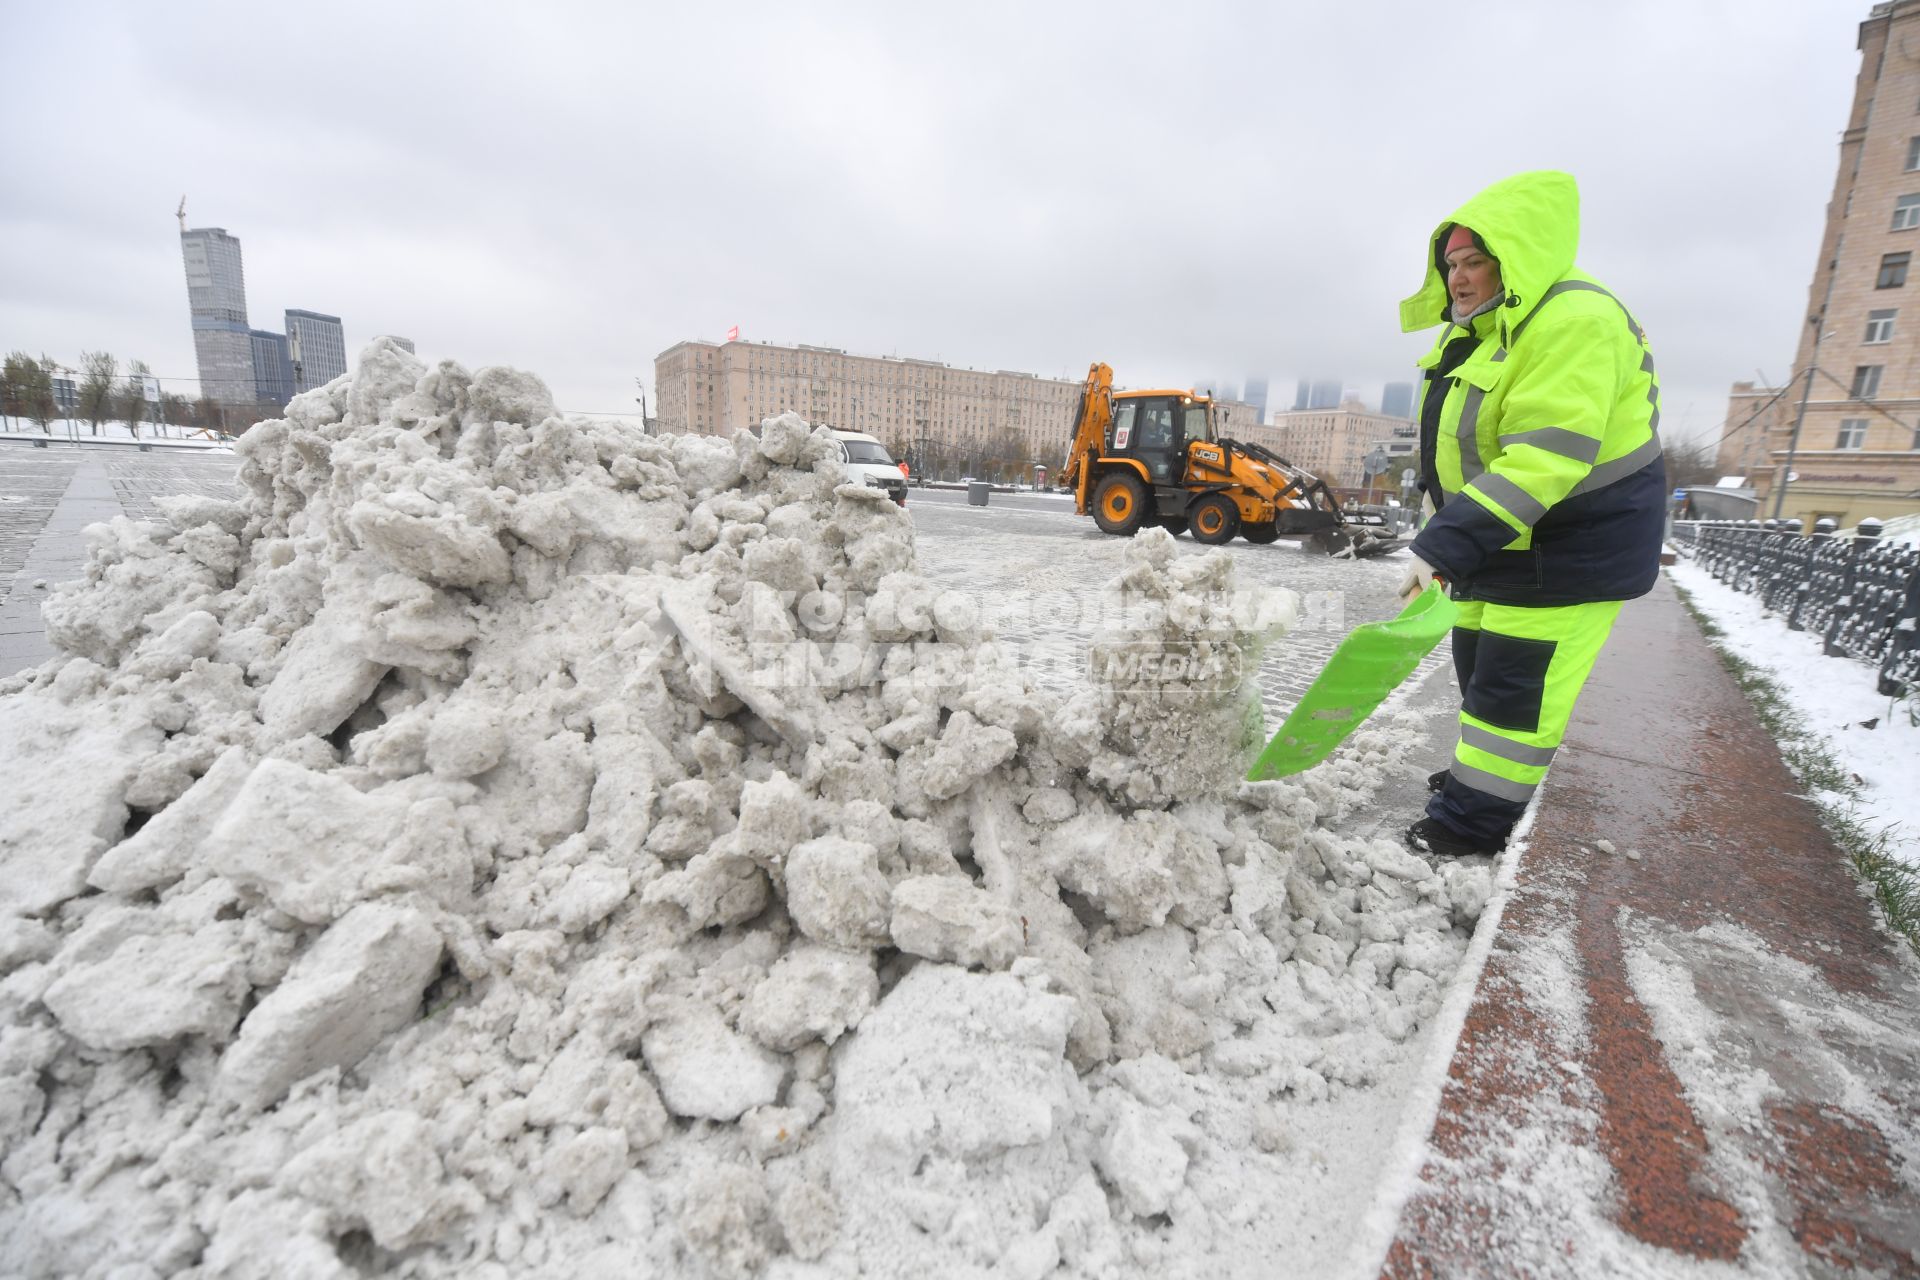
0, 339, 1489, 1278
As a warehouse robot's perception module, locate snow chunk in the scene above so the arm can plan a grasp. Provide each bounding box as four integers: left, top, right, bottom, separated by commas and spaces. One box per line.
43, 925, 249, 1050
738, 944, 877, 1051
206, 760, 469, 923
1046, 809, 1229, 933
219, 903, 444, 1108
89, 745, 253, 894
279, 1110, 470, 1251
0, 692, 160, 917
255, 605, 388, 742
889, 875, 1025, 970
641, 1007, 784, 1121
833, 965, 1077, 1167
919, 710, 1018, 801
783, 836, 891, 949
1097, 1098, 1190, 1217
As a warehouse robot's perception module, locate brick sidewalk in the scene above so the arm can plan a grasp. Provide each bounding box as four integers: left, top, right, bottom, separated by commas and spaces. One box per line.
1381, 575, 1920, 1276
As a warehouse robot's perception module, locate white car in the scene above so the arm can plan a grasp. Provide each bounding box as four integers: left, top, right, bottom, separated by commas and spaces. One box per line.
832, 429, 907, 507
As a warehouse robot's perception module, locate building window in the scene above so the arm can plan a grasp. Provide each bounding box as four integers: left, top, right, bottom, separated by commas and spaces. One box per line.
1837, 418, 1868, 449
1878, 251, 1911, 288
1866, 308, 1897, 343
1850, 364, 1883, 399
1909, 137, 1920, 170
1896, 195, 1920, 230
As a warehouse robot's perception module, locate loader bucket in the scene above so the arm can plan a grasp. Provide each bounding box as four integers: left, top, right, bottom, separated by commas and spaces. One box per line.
1245, 583, 1458, 781
1312, 527, 1407, 558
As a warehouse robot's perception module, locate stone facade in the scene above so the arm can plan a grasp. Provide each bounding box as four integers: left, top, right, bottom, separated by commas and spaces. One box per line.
1731, 1, 1920, 527
654, 340, 1259, 482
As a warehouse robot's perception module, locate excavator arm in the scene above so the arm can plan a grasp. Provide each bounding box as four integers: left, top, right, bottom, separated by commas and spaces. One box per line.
1060, 362, 1114, 516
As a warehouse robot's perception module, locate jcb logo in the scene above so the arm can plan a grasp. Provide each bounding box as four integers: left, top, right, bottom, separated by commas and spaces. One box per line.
1194, 447, 1221, 463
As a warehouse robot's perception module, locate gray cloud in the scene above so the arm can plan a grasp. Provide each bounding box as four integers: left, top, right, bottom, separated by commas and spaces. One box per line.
0, 0, 1867, 442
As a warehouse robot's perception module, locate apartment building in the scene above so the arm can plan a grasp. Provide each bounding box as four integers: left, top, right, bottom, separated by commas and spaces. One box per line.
1727, 0, 1920, 526
654, 339, 1262, 480
1255, 397, 1416, 489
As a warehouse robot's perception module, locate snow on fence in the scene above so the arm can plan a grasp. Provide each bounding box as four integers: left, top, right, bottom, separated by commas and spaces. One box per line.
1671, 520, 1920, 696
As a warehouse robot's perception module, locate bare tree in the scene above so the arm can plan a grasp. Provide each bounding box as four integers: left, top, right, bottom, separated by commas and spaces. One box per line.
122, 360, 153, 438
1663, 436, 1720, 492
78, 350, 116, 436
159, 392, 190, 436
28, 357, 57, 432
193, 395, 221, 441
3, 353, 58, 434
0, 352, 25, 430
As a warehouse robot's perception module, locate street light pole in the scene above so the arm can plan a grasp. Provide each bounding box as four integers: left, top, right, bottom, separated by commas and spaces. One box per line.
1771, 313, 1824, 523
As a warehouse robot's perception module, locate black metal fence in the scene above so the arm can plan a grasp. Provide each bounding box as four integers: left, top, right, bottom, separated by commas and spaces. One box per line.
1671, 519, 1920, 697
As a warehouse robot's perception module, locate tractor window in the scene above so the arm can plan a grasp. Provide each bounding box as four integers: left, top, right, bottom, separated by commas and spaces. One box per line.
1111, 401, 1137, 450
1139, 404, 1175, 451
1183, 405, 1211, 443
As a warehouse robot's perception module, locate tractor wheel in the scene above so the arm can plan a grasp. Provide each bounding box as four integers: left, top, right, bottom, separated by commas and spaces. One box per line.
1155, 517, 1189, 537
1092, 474, 1150, 535
1190, 495, 1240, 545
1242, 521, 1281, 544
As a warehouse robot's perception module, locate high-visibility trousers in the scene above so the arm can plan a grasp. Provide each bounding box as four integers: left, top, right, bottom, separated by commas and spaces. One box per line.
1428, 597, 1624, 844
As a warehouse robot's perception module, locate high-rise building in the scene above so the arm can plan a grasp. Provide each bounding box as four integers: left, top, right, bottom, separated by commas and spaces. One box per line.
1381, 381, 1415, 419
286, 310, 348, 393
180, 225, 257, 405
1293, 378, 1344, 411
1243, 376, 1269, 423
251, 330, 295, 407
1729, 0, 1920, 526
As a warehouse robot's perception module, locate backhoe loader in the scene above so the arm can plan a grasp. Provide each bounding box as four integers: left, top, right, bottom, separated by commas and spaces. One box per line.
1058, 362, 1403, 556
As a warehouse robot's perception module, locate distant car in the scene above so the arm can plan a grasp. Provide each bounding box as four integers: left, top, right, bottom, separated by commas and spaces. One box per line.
832, 430, 907, 507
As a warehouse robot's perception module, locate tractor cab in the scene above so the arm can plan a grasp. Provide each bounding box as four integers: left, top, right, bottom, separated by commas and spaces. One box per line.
1110, 392, 1213, 486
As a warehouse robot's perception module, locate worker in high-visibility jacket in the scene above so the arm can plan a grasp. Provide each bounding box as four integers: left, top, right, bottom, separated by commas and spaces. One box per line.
1396, 170, 1666, 859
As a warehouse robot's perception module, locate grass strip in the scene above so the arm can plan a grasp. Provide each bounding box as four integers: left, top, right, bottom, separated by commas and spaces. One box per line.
1673, 583, 1920, 954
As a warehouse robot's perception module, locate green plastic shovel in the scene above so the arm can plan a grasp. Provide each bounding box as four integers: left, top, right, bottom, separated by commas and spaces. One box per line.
1246, 583, 1459, 781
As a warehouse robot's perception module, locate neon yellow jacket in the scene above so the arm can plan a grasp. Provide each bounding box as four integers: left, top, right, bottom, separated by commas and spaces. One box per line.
1403, 171, 1666, 605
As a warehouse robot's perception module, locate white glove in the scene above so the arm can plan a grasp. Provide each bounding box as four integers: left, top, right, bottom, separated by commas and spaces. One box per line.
1397, 554, 1440, 602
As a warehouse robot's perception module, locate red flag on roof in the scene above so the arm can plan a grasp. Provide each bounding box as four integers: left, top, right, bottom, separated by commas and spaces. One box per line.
726, 325, 739, 342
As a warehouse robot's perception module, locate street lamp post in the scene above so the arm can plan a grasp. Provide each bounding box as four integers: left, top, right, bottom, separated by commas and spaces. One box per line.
1772, 313, 1824, 523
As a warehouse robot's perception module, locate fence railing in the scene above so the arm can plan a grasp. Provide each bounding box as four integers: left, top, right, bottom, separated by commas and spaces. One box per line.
1671, 520, 1920, 698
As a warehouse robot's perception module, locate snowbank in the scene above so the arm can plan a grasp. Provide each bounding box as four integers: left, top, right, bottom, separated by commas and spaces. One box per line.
0, 341, 1488, 1277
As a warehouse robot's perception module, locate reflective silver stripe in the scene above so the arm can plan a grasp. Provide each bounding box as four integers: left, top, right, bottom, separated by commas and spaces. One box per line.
1501, 427, 1601, 464
1461, 723, 1558, 767
1456, 385, 1488, 483
1447, 760, 1539, 803
1566, 434, 1664, 498
1511, 280, 1644, 344
1465, 471, 1548, 526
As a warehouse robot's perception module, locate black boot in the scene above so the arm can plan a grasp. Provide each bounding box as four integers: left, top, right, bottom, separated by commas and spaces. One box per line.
1405, 816, 1503, 859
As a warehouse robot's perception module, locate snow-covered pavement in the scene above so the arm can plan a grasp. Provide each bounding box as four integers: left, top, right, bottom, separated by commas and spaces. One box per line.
1667, 557, 1919, 870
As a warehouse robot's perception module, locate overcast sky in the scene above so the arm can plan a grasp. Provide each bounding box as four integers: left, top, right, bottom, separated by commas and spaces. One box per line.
0, 0, 1871, 444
